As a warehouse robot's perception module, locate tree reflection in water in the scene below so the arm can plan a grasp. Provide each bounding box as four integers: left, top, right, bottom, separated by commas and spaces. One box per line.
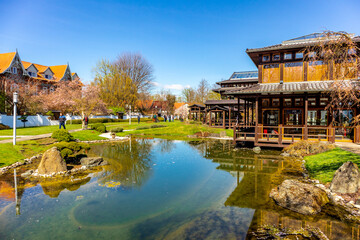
89, 138, 154, 188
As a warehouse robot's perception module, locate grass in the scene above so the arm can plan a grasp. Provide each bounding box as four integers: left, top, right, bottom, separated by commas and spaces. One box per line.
304, 147, 360, 183
0, 124, 82, 136
0, 138, 54, 167
71, 130, 107, 141
113, 121, 234, 138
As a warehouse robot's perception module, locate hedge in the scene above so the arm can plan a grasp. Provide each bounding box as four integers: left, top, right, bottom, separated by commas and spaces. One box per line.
66, 117, 154, 124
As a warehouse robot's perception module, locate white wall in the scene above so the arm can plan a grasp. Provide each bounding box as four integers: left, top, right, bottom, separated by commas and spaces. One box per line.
0, 114, 122, 129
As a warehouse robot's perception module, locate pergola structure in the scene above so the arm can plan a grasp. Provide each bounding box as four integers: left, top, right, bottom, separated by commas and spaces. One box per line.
188, 104, 206, 121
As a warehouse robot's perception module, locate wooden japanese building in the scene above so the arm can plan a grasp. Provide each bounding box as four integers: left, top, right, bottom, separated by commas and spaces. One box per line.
224, 33, 360, 147
204, 71, 258, 128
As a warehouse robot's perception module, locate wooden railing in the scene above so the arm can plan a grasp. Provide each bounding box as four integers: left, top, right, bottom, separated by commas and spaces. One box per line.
233, 125, 358, 145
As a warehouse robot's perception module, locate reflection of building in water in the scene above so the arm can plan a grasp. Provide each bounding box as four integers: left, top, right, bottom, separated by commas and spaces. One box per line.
200, 141, 358, 239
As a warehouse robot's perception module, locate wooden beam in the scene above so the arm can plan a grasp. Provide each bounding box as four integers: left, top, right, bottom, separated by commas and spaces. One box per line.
255, 97, 259, 144
223, 110, 226, 129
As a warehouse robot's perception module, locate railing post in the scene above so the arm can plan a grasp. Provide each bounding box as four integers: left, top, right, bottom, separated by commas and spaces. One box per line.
356, 126, 360, 143
278, 124, 282, 144
255, 125, 259, 145
331, 127, 335, 143
233, 125, 236, 144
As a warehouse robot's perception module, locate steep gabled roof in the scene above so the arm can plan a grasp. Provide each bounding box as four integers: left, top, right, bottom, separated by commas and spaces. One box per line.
0, 52, 16, 73
174, 102, 186, 110
50, 65, 68, 80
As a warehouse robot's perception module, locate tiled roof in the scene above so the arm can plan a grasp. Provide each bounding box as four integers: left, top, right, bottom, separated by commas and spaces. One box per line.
174, 102, 186, 109
216, 78, 258, 85
50, 65, 67, 80
0, 52, 15, 73
188, 103, 205, 108
213, 86, 255, 93
21, 61, 33, 69
205, 99, 238, 105
224, 80, 356, 95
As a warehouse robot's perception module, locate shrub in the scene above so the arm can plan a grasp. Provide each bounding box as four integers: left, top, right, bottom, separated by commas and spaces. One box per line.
90, 123, 107, 133
54, 142, 90, 163
110, 127, 123, 133
0, 123, 10, 130
51, 129, 75, 142
136, 125, 150, 130
283, 140, 335, 158
151, 124, 167, 129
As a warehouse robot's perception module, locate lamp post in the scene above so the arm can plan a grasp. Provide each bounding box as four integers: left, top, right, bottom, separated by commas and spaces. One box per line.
13, 92, 18, 145
126, 104, 131, 125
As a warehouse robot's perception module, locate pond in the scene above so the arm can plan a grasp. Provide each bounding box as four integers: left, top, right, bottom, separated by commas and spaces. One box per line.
0, 139, 356, 239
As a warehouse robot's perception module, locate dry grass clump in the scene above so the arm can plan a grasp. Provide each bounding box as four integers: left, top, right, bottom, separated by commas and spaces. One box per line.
284, 140, 335, 158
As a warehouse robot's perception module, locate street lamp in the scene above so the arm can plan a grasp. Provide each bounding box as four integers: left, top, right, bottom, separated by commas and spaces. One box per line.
13, 92, 18, 145
126, 104, 131, 125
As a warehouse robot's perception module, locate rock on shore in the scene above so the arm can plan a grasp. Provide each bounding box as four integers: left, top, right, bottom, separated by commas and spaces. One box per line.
269, 179, 329, 215
330, 161, 360, 194
37, 147, 67, 175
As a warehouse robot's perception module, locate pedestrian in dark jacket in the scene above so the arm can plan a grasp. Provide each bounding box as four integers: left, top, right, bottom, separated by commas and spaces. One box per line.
138, 115, 140, 124
83, 115, 89, 129
59, 113, 66, 129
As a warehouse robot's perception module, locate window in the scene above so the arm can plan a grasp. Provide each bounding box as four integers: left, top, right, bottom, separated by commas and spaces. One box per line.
295, 98, 303, 107
272, 98, 280, 107
308, 97, 316, 106
272, 54, 280, 61
262, 110, 279, 126
262, 99, 270, 107
308, 51, 316, 58
308, 110, 328, 126
12, 67, 17, 74
284, 53, 292, 60
45, 74, 52, 79
284, 110, 303, 125
320, 97, 328, 106
284, 98, 292, 107
295, 52, 304, 59
42, 87, 48, 93
50, 87, 55, 93
262, 55, 270, 62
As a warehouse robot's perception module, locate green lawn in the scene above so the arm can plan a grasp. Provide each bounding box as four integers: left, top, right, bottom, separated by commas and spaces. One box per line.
113, 121, 234, 138
0, 124, 82, 136
304, 148, 360, 183
71, 130, 107, 141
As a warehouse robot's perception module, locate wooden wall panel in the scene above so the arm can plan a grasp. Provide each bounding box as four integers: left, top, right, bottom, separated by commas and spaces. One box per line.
262, 64, 280, 83
308, 61, 329, 81
284, 62, 303, 82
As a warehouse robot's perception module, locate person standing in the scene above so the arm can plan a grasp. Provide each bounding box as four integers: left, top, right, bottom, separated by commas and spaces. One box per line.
59, 113, 66, 129
138, 115, 140, 124
83, 115, 89, 129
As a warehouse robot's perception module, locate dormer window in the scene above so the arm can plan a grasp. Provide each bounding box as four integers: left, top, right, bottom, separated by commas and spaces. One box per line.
28, 71, 36, 77
272, 54, 280, 61
12, 67, 17, 74
284, 53, 292, 60
262, 55, 270, 62
45, 74, 52, 80
295, 52, 304, 59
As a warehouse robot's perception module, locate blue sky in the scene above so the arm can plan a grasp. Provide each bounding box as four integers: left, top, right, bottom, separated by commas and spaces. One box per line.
0, 0, 359, 94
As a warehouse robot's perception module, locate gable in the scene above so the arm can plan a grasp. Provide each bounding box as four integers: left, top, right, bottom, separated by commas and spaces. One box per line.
0, 52, 16, 73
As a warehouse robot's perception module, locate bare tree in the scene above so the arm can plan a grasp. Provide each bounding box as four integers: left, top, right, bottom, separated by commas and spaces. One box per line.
114, 53, 154, 93
207, 83, 221, 100
195, 79, 210, 103
181, 87, 196, 103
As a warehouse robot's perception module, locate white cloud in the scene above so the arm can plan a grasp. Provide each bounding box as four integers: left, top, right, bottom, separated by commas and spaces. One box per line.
151, 81, 160, 86
164, 84, 187, 90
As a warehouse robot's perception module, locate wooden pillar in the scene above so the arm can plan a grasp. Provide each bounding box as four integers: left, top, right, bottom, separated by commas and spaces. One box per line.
245, 100, 248, 126
255, 97, 259, 144
223, 110, 226, 129
229, 108, 231, 128
304, 96, 308, 140
209, 111, 212, 126
237, 97, 240, 124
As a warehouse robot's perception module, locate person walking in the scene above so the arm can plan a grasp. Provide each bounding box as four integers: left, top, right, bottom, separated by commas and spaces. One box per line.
59, 113, 66, 129
138, 115, 141, 124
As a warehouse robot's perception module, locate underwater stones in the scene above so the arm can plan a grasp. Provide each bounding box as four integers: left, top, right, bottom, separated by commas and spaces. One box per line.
80, 157, 108, 167
21, 169, 34, 178
253, 147, 261, 154
37, 147, 67, 175
269, 179, 329, 215
330, 161, 360, 194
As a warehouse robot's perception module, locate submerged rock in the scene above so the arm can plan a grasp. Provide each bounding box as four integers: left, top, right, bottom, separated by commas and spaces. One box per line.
269, 179, 329, 215
37, 147, 67, 175
80, 157, 108, 167
253, 147, 261, 154
21, 169, 33, 178
330, 161, 360, 194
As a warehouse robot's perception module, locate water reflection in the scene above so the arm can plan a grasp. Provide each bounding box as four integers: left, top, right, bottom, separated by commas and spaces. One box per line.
89, 138, 154, 188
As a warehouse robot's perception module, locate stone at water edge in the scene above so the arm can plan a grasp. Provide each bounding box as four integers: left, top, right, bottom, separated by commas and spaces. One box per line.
330, 161, 360, 194
269, 179, 329, 215
80, 157, 108, 167
253, 147, 261, 154
219, 131, 227, 138
37, 147, 67, 175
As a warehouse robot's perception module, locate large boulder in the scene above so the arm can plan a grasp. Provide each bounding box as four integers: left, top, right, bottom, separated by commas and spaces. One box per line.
330, 161, 360, 194
38, 147, 67, 175
269, 179, 329, 215
80, 157, 108, 167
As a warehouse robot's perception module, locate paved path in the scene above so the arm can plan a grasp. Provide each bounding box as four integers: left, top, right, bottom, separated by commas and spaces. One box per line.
0, 129, 82, 144
335, 142, 360, 155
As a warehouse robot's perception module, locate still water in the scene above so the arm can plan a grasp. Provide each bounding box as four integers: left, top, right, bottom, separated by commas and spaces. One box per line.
0, 139, 356, 239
